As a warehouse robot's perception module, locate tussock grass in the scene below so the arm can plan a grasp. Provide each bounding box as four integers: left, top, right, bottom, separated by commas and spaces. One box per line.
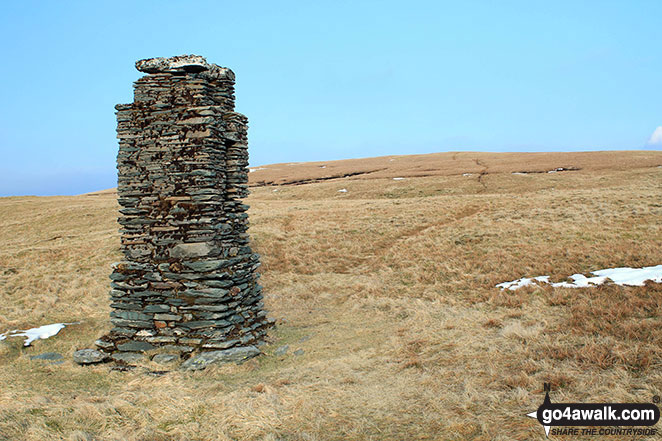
1, 151, 661, 440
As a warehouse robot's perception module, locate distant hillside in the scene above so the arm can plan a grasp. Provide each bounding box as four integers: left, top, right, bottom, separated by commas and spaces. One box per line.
246, 151, 662, 186
84, 150, 662, 195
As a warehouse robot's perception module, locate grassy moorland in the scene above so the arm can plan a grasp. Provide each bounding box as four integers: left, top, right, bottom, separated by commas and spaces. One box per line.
0, 151, 661, 440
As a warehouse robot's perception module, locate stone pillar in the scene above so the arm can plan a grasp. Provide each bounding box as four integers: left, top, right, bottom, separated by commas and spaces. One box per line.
95, 55, 273, 367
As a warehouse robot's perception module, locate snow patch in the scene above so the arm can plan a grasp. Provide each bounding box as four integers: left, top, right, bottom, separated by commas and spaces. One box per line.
393, 177, 405, 181
0, 323, 77, 346
497, 265, 662, 291
497, 276, 549, 290
248, 167, 266, 173
593, 266, 662, 286
337, 188, 348, 193
550, 274, 608, 288
462, 173, 472, 177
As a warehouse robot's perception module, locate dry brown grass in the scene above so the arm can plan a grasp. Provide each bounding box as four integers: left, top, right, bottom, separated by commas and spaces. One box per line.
1, 151, 661, 440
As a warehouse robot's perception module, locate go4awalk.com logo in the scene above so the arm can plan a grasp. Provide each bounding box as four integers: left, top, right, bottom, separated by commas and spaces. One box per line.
527, 383, 660, 438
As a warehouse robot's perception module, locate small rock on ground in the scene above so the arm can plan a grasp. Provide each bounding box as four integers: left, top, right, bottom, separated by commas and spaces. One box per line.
31, 352, 63, 361
293, 349, 305, 356
274, 345, 289, 356
73, 349, 109, 365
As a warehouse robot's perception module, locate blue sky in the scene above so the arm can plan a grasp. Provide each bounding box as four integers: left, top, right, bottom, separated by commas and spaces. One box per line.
0, 0, 660, 196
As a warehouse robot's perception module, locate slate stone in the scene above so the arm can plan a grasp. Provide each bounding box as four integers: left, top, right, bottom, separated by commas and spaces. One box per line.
136, 55, 210, 74
31, 352, 64, 361
170, 242, 212, 258
117, 341, 156, 352
109, 318, 153, 329
181, 346, 261, 371
111, 352, 145, 364
201, 339, 239, 350
161, 345, 194, 353
182, 260, 227, 272
180, 320, 215, 329
110, 302, 142, 311
153, 354, 179, 364
239, 335, 254, 345
153, 313, 182, 321
178, 338, 203, 345
73, 349, 109, 365
202, 280, 234, 288
110, 310, 152, 321
146, 336, 177, 344
95, 339, 115, 351
110, 327, 137, 337
144, 304, 171, 313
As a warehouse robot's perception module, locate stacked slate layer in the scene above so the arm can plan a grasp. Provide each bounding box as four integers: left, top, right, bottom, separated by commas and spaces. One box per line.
96, 55, 272, 364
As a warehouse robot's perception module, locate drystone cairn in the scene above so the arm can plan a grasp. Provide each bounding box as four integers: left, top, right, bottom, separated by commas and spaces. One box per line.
95, 55, 272, 368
